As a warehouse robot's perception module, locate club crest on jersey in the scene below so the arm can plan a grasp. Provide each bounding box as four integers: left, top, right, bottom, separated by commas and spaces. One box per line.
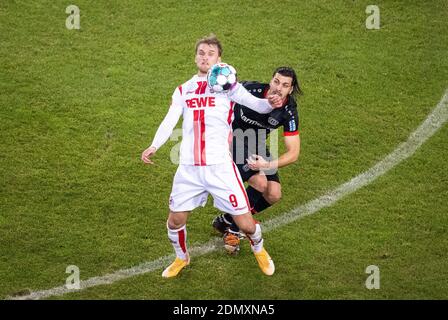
268, 117, 279, 126
185, 81, 208, 95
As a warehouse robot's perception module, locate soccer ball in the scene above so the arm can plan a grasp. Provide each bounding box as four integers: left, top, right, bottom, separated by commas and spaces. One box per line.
207, 63, 237, 93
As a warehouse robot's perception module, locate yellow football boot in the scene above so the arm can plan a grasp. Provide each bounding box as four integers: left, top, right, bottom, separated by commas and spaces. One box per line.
162, 256, 190, 278
253, 248, 275, 276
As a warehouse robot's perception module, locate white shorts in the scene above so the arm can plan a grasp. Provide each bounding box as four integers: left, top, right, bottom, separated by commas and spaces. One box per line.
169, 162, 250, 215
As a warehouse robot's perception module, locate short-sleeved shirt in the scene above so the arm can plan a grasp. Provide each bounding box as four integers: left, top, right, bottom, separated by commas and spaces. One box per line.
232, 81, 299, 165
232, 81, 299, 135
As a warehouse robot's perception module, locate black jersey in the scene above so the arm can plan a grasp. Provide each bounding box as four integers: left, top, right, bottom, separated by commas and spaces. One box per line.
231, 81, 300, 169
232, 81, 300, 136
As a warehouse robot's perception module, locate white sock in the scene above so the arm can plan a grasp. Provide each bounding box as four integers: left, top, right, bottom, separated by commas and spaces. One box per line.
247, 223, 264, 253
167, 224, 188, 260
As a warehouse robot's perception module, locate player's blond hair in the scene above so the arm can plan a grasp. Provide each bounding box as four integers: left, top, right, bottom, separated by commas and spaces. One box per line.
195, 34, 222, 56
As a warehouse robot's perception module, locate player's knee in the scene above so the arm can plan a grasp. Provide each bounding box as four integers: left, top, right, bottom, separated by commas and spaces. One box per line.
167, 219, 182, 230
250, 176, 268, 193
257, 180, 268, 193
266, 190, 282, 204
240, 223, 256, 235
167, 213, 186, 230
237, 218, 256, 234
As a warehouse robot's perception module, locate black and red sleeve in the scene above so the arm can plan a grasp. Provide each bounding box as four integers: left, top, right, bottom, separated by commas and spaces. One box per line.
282, 99, 300, 136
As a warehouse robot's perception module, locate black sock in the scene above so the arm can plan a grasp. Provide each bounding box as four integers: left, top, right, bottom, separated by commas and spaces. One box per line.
246, 186, 263, 208
223, 213, 234, 225
223, 213, 240, 233
253, 196, 272, 214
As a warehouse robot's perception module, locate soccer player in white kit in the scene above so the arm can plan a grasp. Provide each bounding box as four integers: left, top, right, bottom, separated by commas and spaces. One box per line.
141, 35, 282, 277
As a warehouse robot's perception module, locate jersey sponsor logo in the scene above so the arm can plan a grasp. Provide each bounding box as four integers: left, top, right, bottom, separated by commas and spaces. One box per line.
186, 96, 216, 108
239, 109, 268, 128
268, 117, 279, 126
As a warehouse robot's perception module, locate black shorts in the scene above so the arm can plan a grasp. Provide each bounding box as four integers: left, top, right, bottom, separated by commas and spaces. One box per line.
232, 137, 280, 183
234, 161, 280, 183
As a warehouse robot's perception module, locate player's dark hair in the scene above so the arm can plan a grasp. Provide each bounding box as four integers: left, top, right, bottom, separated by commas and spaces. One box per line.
195, 34, 223, 56
273, 66, 303, 97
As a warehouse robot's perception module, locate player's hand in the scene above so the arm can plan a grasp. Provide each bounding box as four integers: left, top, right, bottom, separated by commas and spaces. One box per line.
247, 154, 270, 171
141, 146, 157, 164
267, 94, 283, 108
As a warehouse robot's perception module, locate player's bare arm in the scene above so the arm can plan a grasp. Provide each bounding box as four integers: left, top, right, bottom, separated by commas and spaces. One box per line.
247, 134, 300, 171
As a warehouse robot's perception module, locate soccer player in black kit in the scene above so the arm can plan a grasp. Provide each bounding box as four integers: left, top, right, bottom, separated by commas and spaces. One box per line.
212, 66, 303, 253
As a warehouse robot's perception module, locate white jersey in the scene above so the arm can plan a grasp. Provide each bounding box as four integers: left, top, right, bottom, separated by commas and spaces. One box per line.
150, 75, 273, 165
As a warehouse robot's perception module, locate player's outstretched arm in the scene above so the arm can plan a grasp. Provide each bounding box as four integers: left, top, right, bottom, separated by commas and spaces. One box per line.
228, 82, 282, 113
141, 99, 182, 165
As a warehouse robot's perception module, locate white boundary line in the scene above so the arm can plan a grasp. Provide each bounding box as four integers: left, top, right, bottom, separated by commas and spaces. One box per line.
8, 90, 448, 300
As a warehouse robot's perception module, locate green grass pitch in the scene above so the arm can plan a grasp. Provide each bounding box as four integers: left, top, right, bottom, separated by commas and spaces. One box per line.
0, 0, 447, 299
